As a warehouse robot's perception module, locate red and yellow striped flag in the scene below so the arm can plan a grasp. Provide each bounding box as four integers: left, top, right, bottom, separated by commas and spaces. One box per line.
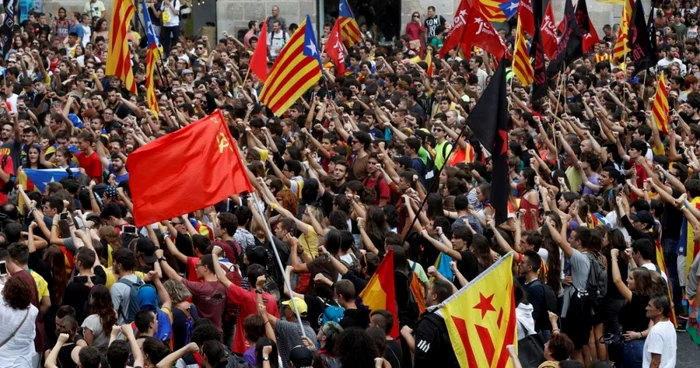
359, 248, 399, 338
652, 73, 669, 135
612, 0, 634, 62
338, 0, 362, 46
513, 21, 533, 87
440, 252, 517, 368
145, 48, 160, 117
106, 0, 137, 95
259, 16, 323, 116
425, 49, 434, 77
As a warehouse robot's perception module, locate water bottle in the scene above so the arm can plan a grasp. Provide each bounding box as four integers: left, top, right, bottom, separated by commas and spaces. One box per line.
682, 297, 689, 316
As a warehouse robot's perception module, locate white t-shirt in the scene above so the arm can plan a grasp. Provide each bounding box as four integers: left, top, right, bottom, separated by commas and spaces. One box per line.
642, 320, 676, 368
81, 25, 92, 47
0, 300, 38, 368
641, 262, 669, 284
82, 313, 113, 350
162, 0, 181, 27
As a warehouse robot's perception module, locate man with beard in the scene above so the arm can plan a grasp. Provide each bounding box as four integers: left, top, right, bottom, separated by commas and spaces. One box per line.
108, 155, 129, 184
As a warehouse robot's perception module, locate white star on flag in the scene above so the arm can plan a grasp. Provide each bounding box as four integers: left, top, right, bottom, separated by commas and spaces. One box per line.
474, 17, 483, 24
43, 177, 56, 187
459, 9, 467, 17
306, 42, 318, 56
508, 1, 518, 11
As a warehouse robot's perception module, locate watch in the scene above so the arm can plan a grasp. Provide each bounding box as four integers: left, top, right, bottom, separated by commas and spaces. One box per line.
262, 356, 270, 361
159, 257, 167, 262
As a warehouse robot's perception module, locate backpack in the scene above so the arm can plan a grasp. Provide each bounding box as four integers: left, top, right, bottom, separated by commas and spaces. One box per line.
420, 312, 460, 366
320, 304, 345, 325
532, 280, 557, 332
397, 269, 421, 326
584, 253, 607, 308
118, 277, 152, 323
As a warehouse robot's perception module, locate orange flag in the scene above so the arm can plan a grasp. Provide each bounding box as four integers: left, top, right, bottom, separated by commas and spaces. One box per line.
127, 110, 253, 226
250, 18, 268, 82
440, 252, 517, 368
359, 248, 399, 338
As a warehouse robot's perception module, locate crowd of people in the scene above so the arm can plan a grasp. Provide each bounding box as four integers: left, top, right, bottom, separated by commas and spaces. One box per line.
0, 0, 698, 367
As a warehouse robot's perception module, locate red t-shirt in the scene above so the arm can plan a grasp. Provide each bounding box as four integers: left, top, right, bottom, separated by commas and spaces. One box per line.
186, 256, 200, 282
631, 163, 648, 201
76, 151, 102, 183
181, 279, 228, 332
0, 155, 14, 204
227, 283, 279, 354
363, 176, 390, 205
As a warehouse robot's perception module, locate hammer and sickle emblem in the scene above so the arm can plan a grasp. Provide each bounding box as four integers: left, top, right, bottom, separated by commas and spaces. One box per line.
216, 133, 233, 153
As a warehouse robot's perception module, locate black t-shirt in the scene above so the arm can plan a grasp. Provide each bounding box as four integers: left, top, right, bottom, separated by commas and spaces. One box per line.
0, 140, 22, 171
304, 295, 331, 331
661, 188, 683, 241
620, 294, 651, 333
456, 250, 481, 287
338, 307, 370, 330
64, 267, 108, 324
385, 339, 403, 368
604, 249, 628, 301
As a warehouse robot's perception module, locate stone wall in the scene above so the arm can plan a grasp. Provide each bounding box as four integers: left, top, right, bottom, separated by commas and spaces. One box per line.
215, 0, 317, 40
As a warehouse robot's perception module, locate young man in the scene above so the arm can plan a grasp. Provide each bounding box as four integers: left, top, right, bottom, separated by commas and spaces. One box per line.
642, 295, 677, 368
400, 279, 458, 368
362, 153, 390, 206
76, 131, 102, 183
111, 248, 144, 324
335, 280, 369, 329
519, 250, 553, 334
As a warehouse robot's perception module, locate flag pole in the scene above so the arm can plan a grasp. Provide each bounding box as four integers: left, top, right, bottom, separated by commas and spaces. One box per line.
251, 192, 307, 338
132, 3, 174, 102
241, 67, 252, 87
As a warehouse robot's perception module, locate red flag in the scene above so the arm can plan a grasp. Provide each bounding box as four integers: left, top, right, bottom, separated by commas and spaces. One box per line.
541, 2, 559, 59
439, 0, 472, 58
358, 249, 399, 338
463, 6, 508, 60
250, 18, 268, 82
324, 21, 346, 75
519, 0, 536, 37
576, 0, 600, 53
128, 110, 253, 226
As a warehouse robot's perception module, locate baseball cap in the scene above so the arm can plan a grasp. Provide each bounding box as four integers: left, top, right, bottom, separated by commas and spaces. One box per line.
281, 297, 308, 317
288, 346, 314, 367
182, 69, 194, 75
630, 210, 655, 227
136, 238, 157, 264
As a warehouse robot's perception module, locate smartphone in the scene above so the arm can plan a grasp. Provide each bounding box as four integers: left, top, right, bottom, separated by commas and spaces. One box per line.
122, 225, 137, 234
0, 260, 7, 277
60, 212, 69, 221
74, 275, 88, 284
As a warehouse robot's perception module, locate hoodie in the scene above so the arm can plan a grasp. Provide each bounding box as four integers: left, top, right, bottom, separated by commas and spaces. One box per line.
516, 302, 537, 340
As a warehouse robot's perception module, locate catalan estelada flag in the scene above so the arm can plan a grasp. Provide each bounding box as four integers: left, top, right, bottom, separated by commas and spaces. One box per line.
142, 0, 161, 117
359, 248, 399, 338
612, 0, 634, 62
106, 0, 137, 95
479, 0, 511, 22
513, 21, 533, 87
338, 0, 362, 46
440, 252, 516, 368
652, 73, 669, 135
259, 15, 322, 117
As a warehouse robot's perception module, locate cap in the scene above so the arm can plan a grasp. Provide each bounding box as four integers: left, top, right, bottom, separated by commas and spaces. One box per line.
136, 238, 157, 264
288, 346, 314, 367
630, 210, 655, 227
281, 297, 308, 316
182, 69, 194, 75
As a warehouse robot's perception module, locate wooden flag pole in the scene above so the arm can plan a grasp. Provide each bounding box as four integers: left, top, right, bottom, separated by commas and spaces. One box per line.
241, 67, 252, 88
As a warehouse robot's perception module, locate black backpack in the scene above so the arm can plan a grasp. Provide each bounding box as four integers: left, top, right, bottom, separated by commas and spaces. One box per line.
584, 253, 607, 308
531, 279, 558, 331
421, 312, 460, 367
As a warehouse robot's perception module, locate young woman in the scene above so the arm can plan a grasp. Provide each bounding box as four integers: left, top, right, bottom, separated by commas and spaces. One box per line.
81, 284, 117, 350
163, 279, 199, 350
610, 250, 665, 368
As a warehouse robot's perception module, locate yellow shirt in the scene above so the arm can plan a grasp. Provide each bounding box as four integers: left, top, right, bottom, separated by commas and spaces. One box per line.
298, 226, 318, 258
30, 270, 50, 301
101, 265, 116, 289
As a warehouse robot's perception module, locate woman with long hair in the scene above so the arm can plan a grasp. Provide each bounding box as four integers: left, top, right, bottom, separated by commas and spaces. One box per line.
360, 206, 388, 255
255, 338, 280, 368
425, 193, 444, 219
163, 279, 199, 350
333, 328, 381, 368
519, 167, 540, 230
81, 284, 117, 350
610, 250, 665, 368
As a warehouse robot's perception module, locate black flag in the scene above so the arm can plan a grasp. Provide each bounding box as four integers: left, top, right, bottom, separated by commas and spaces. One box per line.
547, 0, 583, 74
629, 0, 656, 74
531, 24, 548, 101
0, 0, 17, 57
466, 58, 509, 225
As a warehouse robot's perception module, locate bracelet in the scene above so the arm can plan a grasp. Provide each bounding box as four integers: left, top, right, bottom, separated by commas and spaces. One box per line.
270, 204, 277, 211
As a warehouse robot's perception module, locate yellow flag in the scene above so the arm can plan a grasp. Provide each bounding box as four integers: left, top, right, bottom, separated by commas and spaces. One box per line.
440, 252, 517, 368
